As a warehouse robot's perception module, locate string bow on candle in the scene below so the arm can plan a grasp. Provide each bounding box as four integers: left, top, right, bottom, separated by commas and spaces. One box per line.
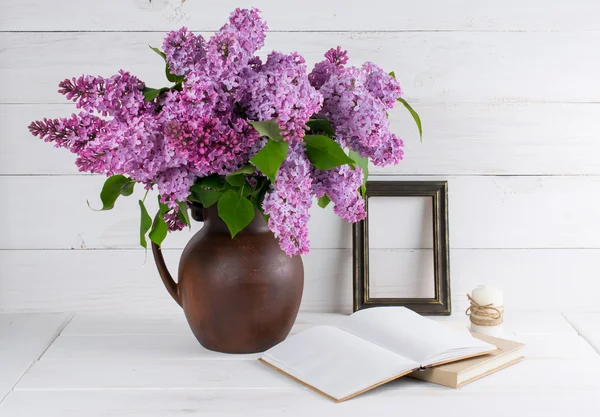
466, 294, 504, 326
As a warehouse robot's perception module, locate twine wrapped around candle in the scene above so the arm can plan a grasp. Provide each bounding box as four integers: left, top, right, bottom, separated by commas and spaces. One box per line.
466, 294, 504, 326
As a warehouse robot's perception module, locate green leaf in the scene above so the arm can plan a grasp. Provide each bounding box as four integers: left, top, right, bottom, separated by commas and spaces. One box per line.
91, 175, 135, 211
304, 135, 354, 170
149, 45, 185, 84
138, 200, 152, 248
307, 119, 335, 136
250, 139, 289, 182
177, 201, 190, 227
217, 189, 255, 238
249, 120, 283, 142
166, 69, 185, 84
389, 71, 396, 78
226, 165, 255, 187
239, 183, 252, 198
229, 165, 256, 176
189, 184, 222, 208
142, 87, 170, 102
318, 195, 331, 209
397, 97, 423, 142
226, 174, 246, 187
149, 45, 167, 60
148, 200, 169, 247
349, 150, 369, 185
196, 175, 225, 190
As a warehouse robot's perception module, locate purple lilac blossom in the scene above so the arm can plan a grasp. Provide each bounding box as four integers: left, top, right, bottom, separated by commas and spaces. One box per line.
29, 9, 408, 255
242, 51, 323, 143
310, 48, 404, 166
312, 165, 366, 223
262, 143, 312, 256
58, 70, 152, 121
164, 211, 186, 232
163, 27, 206, 76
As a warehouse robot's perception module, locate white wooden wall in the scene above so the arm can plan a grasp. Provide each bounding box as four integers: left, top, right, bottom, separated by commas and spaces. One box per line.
1, 0, 600, 316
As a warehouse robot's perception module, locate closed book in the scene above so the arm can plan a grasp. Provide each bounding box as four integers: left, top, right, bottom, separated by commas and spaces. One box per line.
409, 333, 525, 388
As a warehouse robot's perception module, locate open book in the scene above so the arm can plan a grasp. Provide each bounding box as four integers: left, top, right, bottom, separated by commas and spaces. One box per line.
259, 307, 496, 402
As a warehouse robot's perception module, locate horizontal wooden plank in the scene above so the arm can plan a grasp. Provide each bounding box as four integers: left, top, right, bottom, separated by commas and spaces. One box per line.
60, 312, 576, 337
2, 32, 599, 104
44, 313, 347, 361
7, 103, 600, 176
15, 357, 600, 391
2, 390, 599, 417
60, 312, 347, 336
2, 175, 600, 250
17, 359, 297, 390
2, 0, 599, 32
564, 312, 600, 354
2, 249, 600, 315
0, 313, 72, 401
40, 330, 596, 362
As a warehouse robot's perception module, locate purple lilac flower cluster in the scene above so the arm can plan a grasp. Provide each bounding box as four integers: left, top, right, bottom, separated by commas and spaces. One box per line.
29, 8, 406, 256
310, 49, 404, 166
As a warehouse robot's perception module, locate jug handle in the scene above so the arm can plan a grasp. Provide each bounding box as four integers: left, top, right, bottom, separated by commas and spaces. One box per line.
151, 242, 182, 307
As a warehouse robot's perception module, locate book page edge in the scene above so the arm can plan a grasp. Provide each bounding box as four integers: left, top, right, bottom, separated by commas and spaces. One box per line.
457, 356, 526, 388
427, 347, 499, 368
257, 358, 415, 403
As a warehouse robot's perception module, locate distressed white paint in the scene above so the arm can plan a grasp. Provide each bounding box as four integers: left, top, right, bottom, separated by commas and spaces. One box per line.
564, 313, 600, 353
0, 313, 72, 401
3, 0, 600, 32
2, 32, 600, 104
2, 312, 599, 414
2, 390, 599, 417
0, 1, 599, 321
2, 175, 600, 251
1, 1, 599, 414
2, 249, 600, 314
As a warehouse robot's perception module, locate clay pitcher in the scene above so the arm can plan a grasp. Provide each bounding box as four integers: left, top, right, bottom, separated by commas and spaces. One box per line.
152, 203, 304, 353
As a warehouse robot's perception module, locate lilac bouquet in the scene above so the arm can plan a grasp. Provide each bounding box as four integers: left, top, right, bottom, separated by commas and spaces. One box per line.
28, 8, 420, 256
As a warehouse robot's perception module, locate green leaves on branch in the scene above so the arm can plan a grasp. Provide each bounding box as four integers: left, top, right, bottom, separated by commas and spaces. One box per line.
90, 175, 135, 211
397, 97, 422, 142
389, 71, 423, 141
349, 150, 369, 198
306, 119, 335, 136
142, 87, 170, 101
226, 166, 255, 187
304, 135, 354, 170
144, 45, 184, 102
148, 198, 169, 247
196, 175, 225, 191
149, 45, 185, 84
188, 175, 258, 238
150, 46, 167, 60
177, 201, 190, 227
218, 188, 255, 238
250, 139, 289, 182
249, 120, 283, 142
349, 151, 369, 184
188, 175, 226, 207
190, 185, 222, 208
138, 200, 152, 248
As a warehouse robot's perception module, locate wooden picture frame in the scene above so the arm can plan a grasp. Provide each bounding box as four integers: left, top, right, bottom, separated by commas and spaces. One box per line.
353, 181, 451, 315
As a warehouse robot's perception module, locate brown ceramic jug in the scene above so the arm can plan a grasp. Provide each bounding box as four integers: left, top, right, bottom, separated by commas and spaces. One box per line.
152, 203, 304, 353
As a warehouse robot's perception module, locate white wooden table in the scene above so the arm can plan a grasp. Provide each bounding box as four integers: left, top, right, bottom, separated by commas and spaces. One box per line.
1, 311, 599, 416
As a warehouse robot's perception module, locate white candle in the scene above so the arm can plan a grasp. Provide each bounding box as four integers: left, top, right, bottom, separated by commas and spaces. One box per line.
472, 285, 503, 307
469, 285, 504, 337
